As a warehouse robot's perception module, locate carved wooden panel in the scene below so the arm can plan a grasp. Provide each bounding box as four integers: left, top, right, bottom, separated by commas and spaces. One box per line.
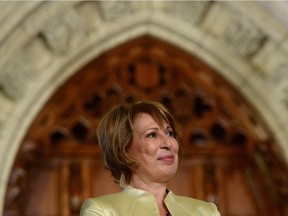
4, 36, 288, 216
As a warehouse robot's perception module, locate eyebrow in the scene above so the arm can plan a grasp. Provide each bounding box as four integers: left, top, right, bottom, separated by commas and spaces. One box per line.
141, 127, 159, 135
141, 125, 172, 135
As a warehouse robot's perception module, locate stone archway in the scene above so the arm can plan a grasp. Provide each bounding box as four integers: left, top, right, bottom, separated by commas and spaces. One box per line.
2, 3, 288, 214
3, 36, 287, 216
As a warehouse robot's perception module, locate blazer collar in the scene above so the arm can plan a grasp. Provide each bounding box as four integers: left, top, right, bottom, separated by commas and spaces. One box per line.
123, 186, 192, 216
122, 186, 161, 216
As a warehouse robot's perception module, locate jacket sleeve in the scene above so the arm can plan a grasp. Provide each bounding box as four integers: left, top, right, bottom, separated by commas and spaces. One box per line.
80, 198, 106, 216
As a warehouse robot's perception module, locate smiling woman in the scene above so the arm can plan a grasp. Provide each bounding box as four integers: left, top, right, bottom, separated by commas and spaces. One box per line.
80, 100, 221, 216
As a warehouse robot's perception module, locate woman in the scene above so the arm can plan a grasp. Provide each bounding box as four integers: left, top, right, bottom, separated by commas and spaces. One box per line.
80, 101, 220, 216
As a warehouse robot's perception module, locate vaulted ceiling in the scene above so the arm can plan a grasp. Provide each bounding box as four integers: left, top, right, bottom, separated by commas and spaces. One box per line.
0, 1, 288, 214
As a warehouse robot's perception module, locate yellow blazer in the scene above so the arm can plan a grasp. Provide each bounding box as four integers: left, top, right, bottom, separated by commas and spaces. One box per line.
80, 186, 220, 216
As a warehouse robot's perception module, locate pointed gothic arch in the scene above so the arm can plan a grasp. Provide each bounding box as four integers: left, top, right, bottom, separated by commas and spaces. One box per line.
3, 35, 287, 216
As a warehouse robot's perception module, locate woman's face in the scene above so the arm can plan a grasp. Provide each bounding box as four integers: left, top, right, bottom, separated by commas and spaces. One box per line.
128, 113, 179, 184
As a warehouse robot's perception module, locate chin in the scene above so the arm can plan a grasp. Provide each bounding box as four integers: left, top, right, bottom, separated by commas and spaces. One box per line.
165, 169, 178, 178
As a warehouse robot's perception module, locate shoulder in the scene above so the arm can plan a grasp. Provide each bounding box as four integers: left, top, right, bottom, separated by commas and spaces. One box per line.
82, 192, 129, 207
80, 192, 139, 216
80, 193, 124, 216
174, 194, 215, 207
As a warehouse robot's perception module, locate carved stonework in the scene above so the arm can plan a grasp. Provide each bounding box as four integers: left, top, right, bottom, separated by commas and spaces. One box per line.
4, 36, 288, 216
221, 18, 268, 58
41, 9, 86, 54
0, 37, 52, 100
163, 1, 212, 24
269, 62, 288, 109
97, 1, 142, 21
75, 1, 102, 34
201, 3, 268, 58
0, 92, 14, 136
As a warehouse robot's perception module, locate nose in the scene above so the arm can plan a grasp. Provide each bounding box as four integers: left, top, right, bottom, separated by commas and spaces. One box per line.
160, 133, 173, 150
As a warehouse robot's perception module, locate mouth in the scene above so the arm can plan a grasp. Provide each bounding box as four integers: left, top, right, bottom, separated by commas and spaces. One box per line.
157, 155, 175, 162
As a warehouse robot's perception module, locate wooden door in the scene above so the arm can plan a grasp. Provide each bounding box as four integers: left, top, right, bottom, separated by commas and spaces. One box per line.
4, 36, 288, 216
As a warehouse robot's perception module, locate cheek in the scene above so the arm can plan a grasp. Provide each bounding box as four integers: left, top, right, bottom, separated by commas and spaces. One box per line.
141, 143, 158, 156
173, 140, 180, 152
128, 141, 154, 158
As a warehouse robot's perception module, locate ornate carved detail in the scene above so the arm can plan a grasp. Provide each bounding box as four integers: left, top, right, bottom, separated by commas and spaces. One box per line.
269, 62, 288, 109
97, 1, 142, 21
0, 37, 51, 100
41, 9, 86, 54
163, 1, 212, 24
75, 1, 102, 34
4, 36, 287, 215
69, 162, 83, 214
4, 141, 40, 214
204, 163, 219, 205
221, 18, 268, 57
254, 143, 288, 207
0, 91, 14, 136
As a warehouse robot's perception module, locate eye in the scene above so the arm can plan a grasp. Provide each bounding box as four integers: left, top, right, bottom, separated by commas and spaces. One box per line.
147, 132, 157, 138
166, 130, 175, 137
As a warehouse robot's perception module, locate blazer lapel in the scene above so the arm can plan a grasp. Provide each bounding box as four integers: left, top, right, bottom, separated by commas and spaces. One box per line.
123, 186, 160, 216
165, 192, 191, 216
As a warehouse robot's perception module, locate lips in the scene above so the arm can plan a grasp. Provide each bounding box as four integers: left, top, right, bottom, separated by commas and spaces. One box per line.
157, 155, 175, 161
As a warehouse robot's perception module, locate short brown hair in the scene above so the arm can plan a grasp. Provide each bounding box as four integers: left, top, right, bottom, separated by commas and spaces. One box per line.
96, 100, 181, 186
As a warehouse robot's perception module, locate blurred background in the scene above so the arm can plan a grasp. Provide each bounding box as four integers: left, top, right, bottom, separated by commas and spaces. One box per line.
0, 1, 288, 216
